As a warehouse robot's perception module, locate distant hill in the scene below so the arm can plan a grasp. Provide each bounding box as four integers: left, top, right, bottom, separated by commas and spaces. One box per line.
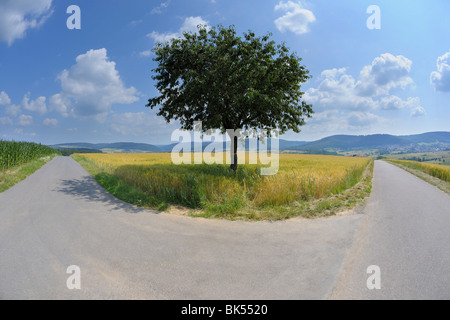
52, 142, 162, 153
290, 132, 450, 152
50, 139, 309, 154
292, 134, 410, 151
156, 139, 308, 152
400, 131, 450, 144
52, 132, 449, 154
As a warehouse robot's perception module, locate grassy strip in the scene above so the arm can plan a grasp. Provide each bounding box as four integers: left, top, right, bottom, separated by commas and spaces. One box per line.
0, 154, 59, 193
385, 160, 450, 195
73, 153, 374, 221
71, 154, 169, 211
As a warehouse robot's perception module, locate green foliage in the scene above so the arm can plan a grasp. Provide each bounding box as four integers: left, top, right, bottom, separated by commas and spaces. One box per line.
147, 25, 313, 170
58, 148, 103, 156
0, 140, 60, 170
148, 25, 313, 132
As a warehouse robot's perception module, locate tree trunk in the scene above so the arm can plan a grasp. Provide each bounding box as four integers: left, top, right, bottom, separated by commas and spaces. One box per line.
230, 135, 238, 172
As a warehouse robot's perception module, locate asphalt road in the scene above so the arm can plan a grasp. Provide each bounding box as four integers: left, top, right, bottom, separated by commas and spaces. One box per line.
1, 157, 448, 299
0, 156, 362, 299
330, 160, 450, 299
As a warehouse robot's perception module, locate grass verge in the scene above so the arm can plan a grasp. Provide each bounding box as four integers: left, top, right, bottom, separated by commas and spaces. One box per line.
73, 153, 374, 221
72, 154, 169, 211
0, 154, 59, 193
384, 160, 450, 195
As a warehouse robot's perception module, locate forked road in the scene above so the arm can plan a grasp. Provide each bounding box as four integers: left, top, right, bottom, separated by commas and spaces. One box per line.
330, 160, 450, 299
0, 157, 449, 299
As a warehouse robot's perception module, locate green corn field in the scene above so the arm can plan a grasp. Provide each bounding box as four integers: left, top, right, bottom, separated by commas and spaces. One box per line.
0, 140, 60, 170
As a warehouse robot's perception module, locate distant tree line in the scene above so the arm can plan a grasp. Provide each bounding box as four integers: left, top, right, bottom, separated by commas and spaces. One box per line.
59, 149, 103, 156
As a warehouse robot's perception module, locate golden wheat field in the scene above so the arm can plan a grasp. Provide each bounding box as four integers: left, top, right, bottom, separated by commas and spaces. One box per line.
75, 152, 372, 219
387, 159, 450, 182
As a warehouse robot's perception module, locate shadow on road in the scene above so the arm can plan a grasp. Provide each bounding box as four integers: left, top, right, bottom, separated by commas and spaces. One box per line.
54, 175, 154, 215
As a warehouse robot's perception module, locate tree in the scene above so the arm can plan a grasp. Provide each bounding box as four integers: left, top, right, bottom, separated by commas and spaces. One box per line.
147, 25, 313, 171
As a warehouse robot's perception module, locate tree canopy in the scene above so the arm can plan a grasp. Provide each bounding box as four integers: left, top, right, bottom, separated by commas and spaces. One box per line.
147, 25, 313, 170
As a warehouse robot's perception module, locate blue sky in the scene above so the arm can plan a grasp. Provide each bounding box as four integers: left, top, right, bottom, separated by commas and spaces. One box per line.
0, 0, 449, 145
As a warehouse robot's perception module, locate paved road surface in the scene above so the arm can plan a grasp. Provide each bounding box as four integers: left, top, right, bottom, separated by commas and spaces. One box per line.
1, 158, 448, 299
0, 157, 362, 299
330, 160, 450, 299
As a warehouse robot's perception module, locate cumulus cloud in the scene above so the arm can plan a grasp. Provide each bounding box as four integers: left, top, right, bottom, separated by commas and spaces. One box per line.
0, 117, 12, 125
274, 1, 315, 35
304, 53, 423, 131
0, 0, 53, 45
411, 106, 426, 117
5, 104, 21, 117
1, 93, 48, 117
56, 48, 139, 119
179, 16, 209, 34
356, 53, 413, 97
43, 118, 58, 126
347, 112, 382, 129
150, 0, 171, 15
304, 68, 377, 112
379, 96, 421, 111
49, 93, 70, 118
430, 51, 450, 92
21, 93, 47, 114
305, 54, 419, 112
147, 16, 209, 43
18, 114, 32, 126
0, 91, 11, 106
139, 50, 152, 58
110, 112, 171, 136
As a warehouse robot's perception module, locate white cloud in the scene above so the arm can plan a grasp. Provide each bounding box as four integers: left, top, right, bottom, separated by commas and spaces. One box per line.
2, 93, 49, 118
43, 118, 58, 126
430, 51, 450, 92
49, 93, 70, 117
356, 53, 413, 97
0, 117, 12, 125
179, 16, 209, 34
379, 96, 421, 111
347, 112, 382, 129
147, 16, 209, 43
0, 91, 11, 106
150, 0, 171, 15
18, 114, 32, 126
0, 0, 53, 45
56, 48, 139, 119
139, 50, 152, 58
411, 106, 426, 117
305, 54, 418, 113
274, 1, 315, 35
304, 68, 377, 112
5, 104, 21, 117
110, 112, 176, 137
147, 31, 180, 43
129, 19, 143, 27
304, 53, 421, 131
21, 93, 47, 114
